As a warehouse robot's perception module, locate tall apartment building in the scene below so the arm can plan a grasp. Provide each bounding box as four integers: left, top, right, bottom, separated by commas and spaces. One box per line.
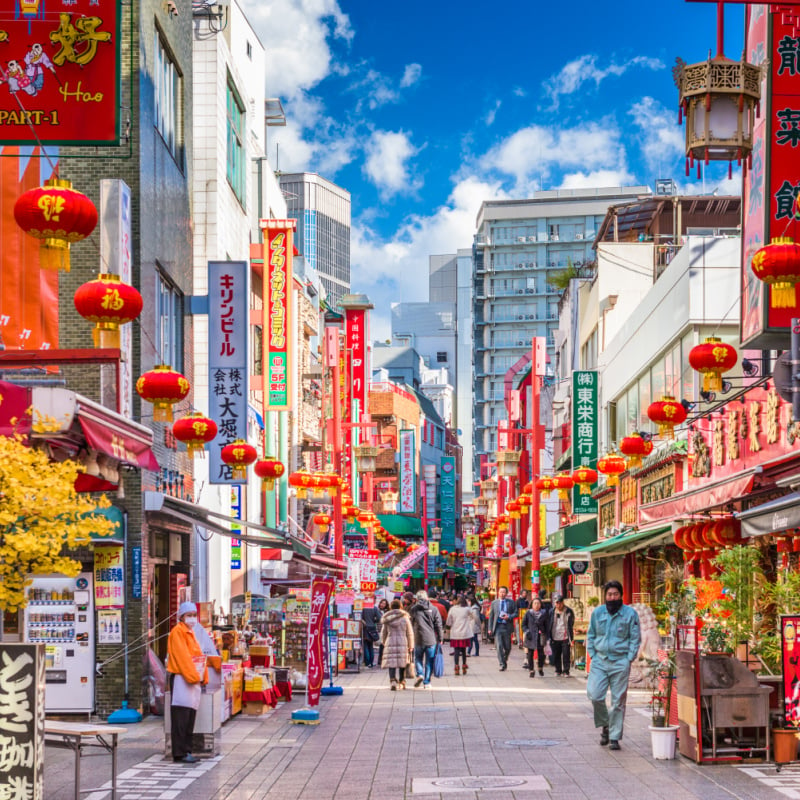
278, 172, 351, 307
472, 187, 649, 471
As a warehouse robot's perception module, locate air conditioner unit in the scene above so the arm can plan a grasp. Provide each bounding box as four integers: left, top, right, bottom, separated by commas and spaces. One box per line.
525, 288, 534, 294
528, 236, 537, 242
516, 289, 524, 294
517, 263, 526, 269
528, 262, 536, 268
517, 315, 524, 320
551, 235, 559, 241
517, 341, 525, 346
516, 236, 526, 243
526, 314, 535, 320
575, 233, 584, 240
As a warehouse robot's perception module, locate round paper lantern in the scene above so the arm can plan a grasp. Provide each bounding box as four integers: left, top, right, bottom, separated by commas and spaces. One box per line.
506, 500, 521, 519
708, 518, 742, 548
571, 467, 598, 495
647, 395, 687, 440
497, 514, 510, 530
172, 412, 217, 457
254, 458, 284, 490
136, 365, 190, 422
518, 493, 532, 512
74, 273, 142, 348
317, 473, 341, 496
551, 474, 574, 501
751, 237, 800, 308
288, 470, 314, 498
14, 178, 98, 271
345, 505, 361, 523
523, 481, 534, 494
673, 524, 691, 551
221, 438, 257, 480
596, 453, 626, 486
313, 513, 332, 534
535, 476, 554, 498
620, 433, 649, 468
689, 337, 737, 393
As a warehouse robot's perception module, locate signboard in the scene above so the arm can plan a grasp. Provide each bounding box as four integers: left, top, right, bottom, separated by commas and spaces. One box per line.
0, 0, 121, 145
573, 573, 594, 586
440, 456, 457, 550
0, 644, 45, 797
131, 545, 142, 599
391, 544, 428, 578
94, 543, 124, 609
399, 429, 416, 513
307, 576, 335, 707
782, 615, 800, 726
208, 260, 249, 483
345, 308, 368, 420
347, 549, 379, 593
230, 485, 243, 569
98, 609, 122, 644
427, 541, 439, 557
465, 534, 479, 554
571, 370, 598, 514
498, 419, 509, 450
262, 220, 296, 410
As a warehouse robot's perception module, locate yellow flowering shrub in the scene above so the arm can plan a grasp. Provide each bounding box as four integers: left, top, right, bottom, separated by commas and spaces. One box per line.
0, 435, 115, 612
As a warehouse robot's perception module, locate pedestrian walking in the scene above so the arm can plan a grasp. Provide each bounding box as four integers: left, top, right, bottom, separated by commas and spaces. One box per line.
409, 590, 444, 688
361, 602, 382, 668
466, 594, 482, 656
521, 597, 550, 677
166, 602, 208, 764
446, 595, 479, 675
488, 586, 517, 671
377, 597, 389, 667
587, 580, 641, 751
380, 599, 414, 690
549, 594, 575, 677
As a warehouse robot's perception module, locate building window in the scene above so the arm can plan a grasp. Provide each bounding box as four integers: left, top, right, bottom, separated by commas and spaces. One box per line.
156, 270, 183, 371
154, 32, 182, 162
226, 78, 246, 205
246, 40, 252, 59
436, 351, 447, 363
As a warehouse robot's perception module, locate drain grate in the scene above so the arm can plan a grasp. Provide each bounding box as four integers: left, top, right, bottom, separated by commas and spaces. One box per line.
412, 775, 550, 793
501, 739, 562, 748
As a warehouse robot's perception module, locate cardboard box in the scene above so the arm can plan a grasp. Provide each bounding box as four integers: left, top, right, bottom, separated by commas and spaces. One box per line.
243, 700, 268, 716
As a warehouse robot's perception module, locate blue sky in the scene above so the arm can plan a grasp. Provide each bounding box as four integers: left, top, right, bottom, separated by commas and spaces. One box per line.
241, 0, 745, 338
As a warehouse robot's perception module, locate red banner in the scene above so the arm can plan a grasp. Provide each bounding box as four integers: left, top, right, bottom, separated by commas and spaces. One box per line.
345, 308, 367, 416
0, 0, 120, 145
781, 615, 800, 727
307, 576, 334, 707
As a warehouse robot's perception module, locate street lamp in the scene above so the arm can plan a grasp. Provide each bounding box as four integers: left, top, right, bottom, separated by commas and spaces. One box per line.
495, 449, 522, 478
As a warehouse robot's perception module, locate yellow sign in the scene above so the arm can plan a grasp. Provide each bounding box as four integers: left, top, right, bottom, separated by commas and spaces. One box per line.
94, 543, 124, 609
539, 505, 546, 547
428, 541, 439, 556
465, 534, 479, 554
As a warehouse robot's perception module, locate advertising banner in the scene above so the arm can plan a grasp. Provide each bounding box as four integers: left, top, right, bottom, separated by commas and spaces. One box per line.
465, 534, 479, 554
440, 456, 457, 550
0, 0, 121, 145
208, 260, 249, 484
262, 220, 296, 411
307, 576, 335, 707
347, 548, 379, 593
94, 543, 124, 608
391, 544, 428, 578
571, 370, 598, 514
399, 429, 416, 513
427, 541, 439, 557
98, 609, 122, 644
782, 615, 800, 726
345, 308, 368, 420
230, 485, 243, 569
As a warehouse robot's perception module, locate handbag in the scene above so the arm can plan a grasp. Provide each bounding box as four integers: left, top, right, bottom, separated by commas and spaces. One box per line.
544, 641, 553, 657
433, 644, 444, 678
366, 627, 380, 642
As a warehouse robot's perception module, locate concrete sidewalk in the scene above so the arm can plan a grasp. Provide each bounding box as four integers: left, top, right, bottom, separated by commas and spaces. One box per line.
44, 645, 795, 799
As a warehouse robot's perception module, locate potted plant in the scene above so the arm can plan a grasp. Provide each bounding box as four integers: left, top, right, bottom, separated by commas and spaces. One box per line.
702, 622, 732, 655
647, 650, 679, 759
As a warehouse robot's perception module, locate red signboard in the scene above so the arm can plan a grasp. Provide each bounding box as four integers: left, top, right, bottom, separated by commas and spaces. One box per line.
0, 0, 120, 145
306, 576, 334, 707
781, 615, 800, 727
345, 308, 368, 417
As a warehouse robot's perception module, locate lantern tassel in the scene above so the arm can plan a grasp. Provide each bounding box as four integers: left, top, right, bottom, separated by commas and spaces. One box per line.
40, 240, 70, 272
703, 372, 723, 393
658, 423, 675, 440
771, 282, 797, 308
96, 324, 121, 349
153, 402, 174, 423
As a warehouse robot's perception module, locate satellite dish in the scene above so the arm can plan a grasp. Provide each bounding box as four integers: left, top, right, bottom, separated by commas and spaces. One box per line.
772, 352, 800, 404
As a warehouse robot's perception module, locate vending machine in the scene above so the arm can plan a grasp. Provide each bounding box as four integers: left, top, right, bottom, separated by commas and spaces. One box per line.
23, 572, 95, 713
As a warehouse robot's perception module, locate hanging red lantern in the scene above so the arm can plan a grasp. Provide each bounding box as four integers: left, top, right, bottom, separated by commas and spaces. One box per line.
345, 505, 361, 523
596, 453, 626, 487
689, 337, 737, 392
535, 476, 554, 498
620, 433, 649, 468
523, 481, 534, 494
313, 513, 332, 533
317, 473, 342, 496
14, 178, 98, 272
571, 467, 598, 495
751, 237, 800, 308
551, 474, 574, 501
172, 412, 217, 457
74, 273, 143, 348
288, 470, 314, 498
506, 500, 521, 519
497, 514, 510, 530
221, 438, 257, 480
708, 518, 742, 548
518, 493, 532, 512
673, 524, 691, 552
647, 396, 687, 439
136, 365, 190, 422
254, 458, 284, 490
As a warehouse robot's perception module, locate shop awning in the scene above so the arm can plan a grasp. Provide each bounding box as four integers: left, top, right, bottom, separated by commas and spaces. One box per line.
736, 492, 800, 537
581, 525, 673, 557
638, 471, 756, 524
540, 548, 593, 566
377, 513, 423, 538
548, 518, 597, 552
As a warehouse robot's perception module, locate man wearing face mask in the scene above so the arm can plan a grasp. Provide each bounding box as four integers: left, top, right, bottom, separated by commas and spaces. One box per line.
586, 581, 641, 751
166, 602, 208, 763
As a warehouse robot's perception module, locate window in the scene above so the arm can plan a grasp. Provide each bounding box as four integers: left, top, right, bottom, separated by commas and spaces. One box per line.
246, 40, 252, 59
156, 270, 183, 371
154, 32, 182, 161
436, 351, 447, 363
226, 78, 246, 205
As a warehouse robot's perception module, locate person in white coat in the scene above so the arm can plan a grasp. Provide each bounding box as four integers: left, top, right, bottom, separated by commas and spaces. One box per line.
446, 595, 479, 675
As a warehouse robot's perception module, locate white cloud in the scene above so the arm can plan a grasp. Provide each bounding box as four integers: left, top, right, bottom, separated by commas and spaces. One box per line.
543, 54, 663, 110
400, 63, 422, 88
363, 130, 422, 197
485, 99, 501, 126
628, 96, 685, 178
558, 169, 635, 190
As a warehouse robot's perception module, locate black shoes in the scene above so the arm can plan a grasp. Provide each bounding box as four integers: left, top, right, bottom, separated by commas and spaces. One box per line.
609, 740, 621, 751
174, 754, 198, 764
499, 664, 507, 671
538, 669, 544, 676
414, 677, 424, 688
529, 670, 536, 678
600, 726, 610, 746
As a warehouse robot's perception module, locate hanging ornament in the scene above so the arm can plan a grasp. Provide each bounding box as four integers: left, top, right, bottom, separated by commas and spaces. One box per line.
689, 337, 737, 392
313, 513, 332, 534
506, 500, 521, 519
345, 505, 362, 524
172, 412, 217, 457
254, 458, 284, 490
517, 493, 532, 513
288, 471, 314, 499
74, 273, 142, 348
620, 433, 650, 468
571, 467, 598, 495
551, 474, 574, 501
221, 438, 257, 480
535, 476, 554, 498
647, 396, 687, 439
596, 453, 626, 486
751, 237, 800, 308
136, 365, 190, 422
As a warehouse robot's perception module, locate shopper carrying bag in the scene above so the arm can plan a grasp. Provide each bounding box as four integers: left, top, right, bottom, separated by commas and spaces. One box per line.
433, 643, 445, 678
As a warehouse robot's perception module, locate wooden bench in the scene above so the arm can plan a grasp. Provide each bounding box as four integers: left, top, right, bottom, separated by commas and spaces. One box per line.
44, 720, 127, 800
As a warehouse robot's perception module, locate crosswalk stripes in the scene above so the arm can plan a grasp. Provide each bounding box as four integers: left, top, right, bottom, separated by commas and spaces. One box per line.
738, 764, 800, 798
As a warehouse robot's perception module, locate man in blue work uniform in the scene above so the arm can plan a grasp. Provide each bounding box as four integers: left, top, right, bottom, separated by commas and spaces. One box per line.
586, 580, 641, 751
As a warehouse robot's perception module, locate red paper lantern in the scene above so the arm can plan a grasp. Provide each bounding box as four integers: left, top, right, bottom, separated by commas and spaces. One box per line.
313, 513, 332, 533
673, 524, 691, 551
620, 433, 649, 468
751, 237, 800, 308
172, 412, 217, 457
254, 458, 284, 490
551, 474, 574, 500
523, 481, 534, 494
74, 273, 143, 348
497, 514, 510, 530
136, 365, 190, 422
535, 476, 554, 498
14, 178, 98, 271
596, 453, 626, 486
518, 493, 532, 512
288, 470, 314, 498
571, 467, 598, 495
708, 518, 742, 548
345, 505, 361, 523
647, 395, 687, 440
506, 500, 521, 519
689, 337, 737, 393
220, 438, 257, 480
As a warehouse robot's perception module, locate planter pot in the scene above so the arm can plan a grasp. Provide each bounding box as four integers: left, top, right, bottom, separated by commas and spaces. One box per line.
649, 724, 679, 760
773, 728, 799, 765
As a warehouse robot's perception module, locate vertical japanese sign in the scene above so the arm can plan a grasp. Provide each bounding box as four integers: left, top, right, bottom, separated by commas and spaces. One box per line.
781, 615, 800, 726
94, 543, 124, 608
440, 456, 457, 550
0, 644, 45, 798
208, 260, 249, 484
230, 485, 242, 570
0, 0, 120, 145
262, 220, 296, 411
399, 430, 416, 513
131, 546, 142, 599
307, 576, 335, 707
345, 308, 368, 418
571, 371, 598, 514
465, 534, 479, 554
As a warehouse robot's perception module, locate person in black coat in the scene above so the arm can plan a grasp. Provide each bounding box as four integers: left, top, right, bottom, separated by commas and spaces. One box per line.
521, 597, 551, 676
361, 604, 382, 668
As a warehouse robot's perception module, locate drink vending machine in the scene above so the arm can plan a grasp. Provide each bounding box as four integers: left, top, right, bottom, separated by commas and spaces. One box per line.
23, 572, 95, 713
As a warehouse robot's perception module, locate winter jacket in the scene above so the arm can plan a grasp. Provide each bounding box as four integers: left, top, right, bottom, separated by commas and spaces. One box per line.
361, 606, 382, 642
587, 603, 641, 663
409, 599, 444, 647
521, 608, 550, 651
380, 608, 414, 668
446, 605, 479, 640
469, 601, 483, 636
550, 605, 575, 642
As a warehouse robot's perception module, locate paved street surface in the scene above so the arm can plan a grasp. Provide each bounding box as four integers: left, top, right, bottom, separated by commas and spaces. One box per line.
44, 646, 796, 800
